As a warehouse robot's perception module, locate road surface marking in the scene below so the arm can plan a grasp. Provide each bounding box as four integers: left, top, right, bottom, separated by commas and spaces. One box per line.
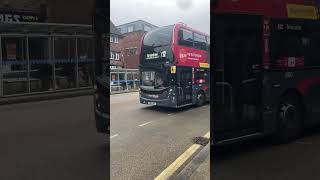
138, 121, 152, 127
154, 131, 210, 180
110, 134, 119, 139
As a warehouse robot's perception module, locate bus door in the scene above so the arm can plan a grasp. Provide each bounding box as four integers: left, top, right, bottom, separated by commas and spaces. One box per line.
212, 14, 263, 143
177, 66, 193, 106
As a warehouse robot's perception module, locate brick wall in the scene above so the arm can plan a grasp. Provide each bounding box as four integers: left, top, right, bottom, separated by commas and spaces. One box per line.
110, 35, 124, 67
119, 31, 145, 69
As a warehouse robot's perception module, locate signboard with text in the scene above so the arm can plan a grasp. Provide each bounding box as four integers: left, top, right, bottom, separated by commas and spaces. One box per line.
0, 11, 45, 23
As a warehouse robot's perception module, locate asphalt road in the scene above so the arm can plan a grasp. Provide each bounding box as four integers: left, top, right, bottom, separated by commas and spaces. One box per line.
0, 96, 108, 180
213, 128, 320, 180
110, 92, 210, 180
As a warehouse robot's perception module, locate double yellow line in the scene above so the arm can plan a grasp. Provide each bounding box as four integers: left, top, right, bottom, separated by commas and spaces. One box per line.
155, 131, 210, 180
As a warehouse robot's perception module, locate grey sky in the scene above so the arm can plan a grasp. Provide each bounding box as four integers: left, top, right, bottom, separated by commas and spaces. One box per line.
111, 0, 210, 35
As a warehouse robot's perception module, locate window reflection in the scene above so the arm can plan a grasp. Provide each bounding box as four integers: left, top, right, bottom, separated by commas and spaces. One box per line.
29, 37, 53, 92
54, 38, 76, 90
2, 37, 28, 95
78, 38, 94, 87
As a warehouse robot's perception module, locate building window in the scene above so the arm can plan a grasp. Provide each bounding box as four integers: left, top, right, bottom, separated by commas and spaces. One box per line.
110, 51, 115, 59
144, 25, 152, 32
110, 35, 114, 43
115, 52, 120, 60
127, 25, 134, 33
114, 36, 119, 43
126, 48, 137, 56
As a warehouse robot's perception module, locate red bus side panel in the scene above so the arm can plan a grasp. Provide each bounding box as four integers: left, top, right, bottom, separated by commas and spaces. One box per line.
173, 45, 208, 67
212, 0, 316, 18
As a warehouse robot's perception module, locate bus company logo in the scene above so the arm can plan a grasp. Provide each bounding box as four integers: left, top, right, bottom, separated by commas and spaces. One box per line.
161, 51, 167, 58
179, 49, 188, 61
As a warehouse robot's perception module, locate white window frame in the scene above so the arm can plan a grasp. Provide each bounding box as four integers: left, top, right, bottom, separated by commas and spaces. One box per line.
127, 25, 134, 33
110, 51, 115, 59
110, 35, 114, 43
114, 36, 118, 43
115, 53, 120, 60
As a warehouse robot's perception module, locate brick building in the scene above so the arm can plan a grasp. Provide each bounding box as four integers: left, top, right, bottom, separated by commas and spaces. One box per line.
109, 20, 124, 69
116, 20, 158, 69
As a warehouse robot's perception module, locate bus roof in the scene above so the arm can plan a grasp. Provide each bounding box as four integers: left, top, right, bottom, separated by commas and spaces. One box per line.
173, 23, 209, 37
212, 0, 319, 20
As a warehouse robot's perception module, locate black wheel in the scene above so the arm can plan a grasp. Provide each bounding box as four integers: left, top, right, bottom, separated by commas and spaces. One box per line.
196, 91, 205, 107
274, 94, 303, 143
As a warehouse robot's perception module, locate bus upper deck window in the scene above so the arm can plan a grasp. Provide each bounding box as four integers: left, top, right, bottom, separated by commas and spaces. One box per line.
178, 29, 193, 47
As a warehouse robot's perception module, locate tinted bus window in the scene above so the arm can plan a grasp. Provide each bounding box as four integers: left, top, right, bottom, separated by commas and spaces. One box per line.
303, 33, 320, 66
194, 33, 207, 50
271, 32, 303, 67
143, 25, 174, 48
178, 28, 193, 47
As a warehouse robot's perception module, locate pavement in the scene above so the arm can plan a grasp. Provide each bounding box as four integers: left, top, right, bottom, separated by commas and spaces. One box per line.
110, 92, 210, 180
0, 96, 108, 180
213, 129, 320, 180
176, 143, 210, 180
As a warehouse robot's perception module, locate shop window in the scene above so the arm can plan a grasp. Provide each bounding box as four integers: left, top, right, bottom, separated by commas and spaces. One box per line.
78, 38, 94, 87
1, 37, 28, 95
29, 37, 53, 93
54, 37, 76, 90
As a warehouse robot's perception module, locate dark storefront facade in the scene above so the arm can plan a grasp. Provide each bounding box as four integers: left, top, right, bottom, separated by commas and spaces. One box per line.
0, 1, 95, 98
0, 23, 94, 97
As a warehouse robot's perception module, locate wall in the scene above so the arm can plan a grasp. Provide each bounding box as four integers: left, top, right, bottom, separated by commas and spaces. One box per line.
110, 35, 124, 68
0, 0, 46, 10
119, 31, 145, 69
0, 0, 94, 25
46, 0, 93, 24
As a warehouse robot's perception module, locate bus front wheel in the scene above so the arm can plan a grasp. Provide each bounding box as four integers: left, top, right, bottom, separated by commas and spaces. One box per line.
274, 94, 303, 143
196, 91, 205, 107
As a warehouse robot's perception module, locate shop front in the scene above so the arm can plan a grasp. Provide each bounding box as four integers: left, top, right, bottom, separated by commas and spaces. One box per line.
0, 23, 94, 97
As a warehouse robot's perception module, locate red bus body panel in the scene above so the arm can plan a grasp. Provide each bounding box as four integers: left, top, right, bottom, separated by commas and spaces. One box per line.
172, 24, 209, 68
212, 0, 316, 18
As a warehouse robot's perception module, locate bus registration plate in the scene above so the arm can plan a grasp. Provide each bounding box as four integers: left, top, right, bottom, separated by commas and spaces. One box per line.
148, 102, 156, 105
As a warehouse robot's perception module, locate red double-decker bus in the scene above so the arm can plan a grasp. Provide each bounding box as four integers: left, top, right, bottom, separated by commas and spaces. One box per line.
139, 23, 210, 108
212, 0, 320, 145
